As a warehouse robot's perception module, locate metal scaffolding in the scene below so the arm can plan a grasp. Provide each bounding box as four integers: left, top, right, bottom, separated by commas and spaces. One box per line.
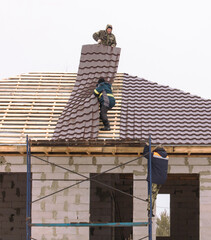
26, 135, 153, 240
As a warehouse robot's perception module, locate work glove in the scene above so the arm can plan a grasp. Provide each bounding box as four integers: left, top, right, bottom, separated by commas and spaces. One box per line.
98, 39, 102, 44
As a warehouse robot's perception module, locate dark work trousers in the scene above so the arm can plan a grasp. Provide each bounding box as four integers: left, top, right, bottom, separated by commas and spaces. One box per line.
100, 104, 110, 127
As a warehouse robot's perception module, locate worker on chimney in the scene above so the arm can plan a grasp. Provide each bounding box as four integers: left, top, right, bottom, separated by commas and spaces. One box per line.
94, 77, 115, 131
93, 24, 117, 47
143, 142, 169, 217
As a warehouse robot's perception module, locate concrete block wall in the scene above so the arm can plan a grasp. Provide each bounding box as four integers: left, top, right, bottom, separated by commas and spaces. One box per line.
89, 173, 114, 240
0, 155, 149, 240
168, 157, 211, 240
31, 156, 90, 240
89, 173, 133, 240
0, 155, 211, 239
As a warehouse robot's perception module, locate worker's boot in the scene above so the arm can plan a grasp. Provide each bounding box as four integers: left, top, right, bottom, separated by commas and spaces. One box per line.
100, 122, 110, 131
100, 126, 111, 131
148, 210, 155, 217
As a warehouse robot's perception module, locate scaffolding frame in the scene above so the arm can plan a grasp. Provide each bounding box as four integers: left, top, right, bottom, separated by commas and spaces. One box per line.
26, 135, 153, 240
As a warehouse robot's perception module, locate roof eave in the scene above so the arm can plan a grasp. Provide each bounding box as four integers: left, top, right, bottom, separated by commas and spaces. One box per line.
0, 143, 211, 157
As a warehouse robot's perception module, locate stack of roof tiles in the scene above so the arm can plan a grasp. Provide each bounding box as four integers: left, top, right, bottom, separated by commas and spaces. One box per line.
52, 44, 121, 140
120, 74, 211, 145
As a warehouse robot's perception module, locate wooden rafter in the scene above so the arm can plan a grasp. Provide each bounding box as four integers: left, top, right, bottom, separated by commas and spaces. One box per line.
0, 73, 124, 143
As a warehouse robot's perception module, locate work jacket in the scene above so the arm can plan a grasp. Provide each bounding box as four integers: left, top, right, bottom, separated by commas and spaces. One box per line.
143, 144, 169, 185
94, 82, 115, 109
93, 25, 117, 47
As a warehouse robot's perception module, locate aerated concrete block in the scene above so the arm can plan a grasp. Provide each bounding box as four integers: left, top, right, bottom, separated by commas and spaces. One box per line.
169, 165, 190, 173
73, 157, 93, 165
188, 157, 209, 165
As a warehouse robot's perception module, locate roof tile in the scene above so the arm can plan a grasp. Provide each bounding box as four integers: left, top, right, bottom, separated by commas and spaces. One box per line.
119, 74, 211, 144
52, 44, 121, 140
1, 70, 211, 145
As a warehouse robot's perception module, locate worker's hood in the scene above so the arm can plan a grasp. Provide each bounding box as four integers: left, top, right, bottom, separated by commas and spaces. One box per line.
106, 24, 113, 30
153, 147, 168, 158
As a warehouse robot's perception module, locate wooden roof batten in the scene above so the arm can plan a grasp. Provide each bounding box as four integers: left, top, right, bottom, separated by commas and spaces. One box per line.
0, 140, 211, 156
1, 72, 211, 156
0, 73, 124, 143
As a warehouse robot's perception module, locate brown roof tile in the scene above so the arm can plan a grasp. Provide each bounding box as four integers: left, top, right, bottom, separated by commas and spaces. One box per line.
1, 71, 211, 145
119, 74, 211, 145
52, 44, 121, 140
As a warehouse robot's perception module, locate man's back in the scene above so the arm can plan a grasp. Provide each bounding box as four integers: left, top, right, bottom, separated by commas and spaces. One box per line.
143, 144, 169, 185
94, 82, 115, 108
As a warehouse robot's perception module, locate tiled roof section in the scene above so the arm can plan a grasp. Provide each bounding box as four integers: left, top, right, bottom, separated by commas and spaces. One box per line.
52, 44, 121, 140
0, 72, 123, 144
120, 74, 211, 145
1, 71, 211, 145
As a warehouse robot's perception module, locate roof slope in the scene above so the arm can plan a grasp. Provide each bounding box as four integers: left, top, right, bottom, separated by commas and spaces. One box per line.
120, 74, 211, 144
0, 72, 211, 145
52, 44, 121, 140
0, 72, 123, 143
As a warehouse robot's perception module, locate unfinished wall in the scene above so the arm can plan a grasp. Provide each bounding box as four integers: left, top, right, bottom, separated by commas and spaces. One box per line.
0, 172, 26, 240
90, 173, 133, 240
0, 155, 210, 240
90, 173, 114, 240
168, 157, 211, 240
158, 174, 199, 240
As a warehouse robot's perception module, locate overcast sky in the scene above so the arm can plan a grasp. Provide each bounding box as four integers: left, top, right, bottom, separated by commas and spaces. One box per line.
0, 0, 210, 99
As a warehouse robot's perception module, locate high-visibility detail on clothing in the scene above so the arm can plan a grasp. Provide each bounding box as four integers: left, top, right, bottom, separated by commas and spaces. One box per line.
93, 82, 115, 109
99, 93, 114, 99
153, 152, 169, 160
153, 152, 161, 157
94, 89, 99, 95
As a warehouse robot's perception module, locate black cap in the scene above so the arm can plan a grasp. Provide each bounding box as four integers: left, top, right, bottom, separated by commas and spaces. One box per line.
98, 77, 105, 84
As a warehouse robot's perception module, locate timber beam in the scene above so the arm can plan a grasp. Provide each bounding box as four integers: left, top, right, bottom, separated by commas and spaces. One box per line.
0, 145, 211, 156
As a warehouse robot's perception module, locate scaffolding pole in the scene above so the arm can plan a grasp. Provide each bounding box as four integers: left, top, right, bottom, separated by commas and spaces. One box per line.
31, 222, 148, 227
26, 135, 153, 240
26, 135, 31, 240
148, 134, 152, 240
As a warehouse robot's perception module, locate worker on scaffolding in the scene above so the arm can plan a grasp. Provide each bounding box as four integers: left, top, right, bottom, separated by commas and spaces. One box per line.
93, 24, 117, 47
143, 142, 169, 217
94, 77, 115, 131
